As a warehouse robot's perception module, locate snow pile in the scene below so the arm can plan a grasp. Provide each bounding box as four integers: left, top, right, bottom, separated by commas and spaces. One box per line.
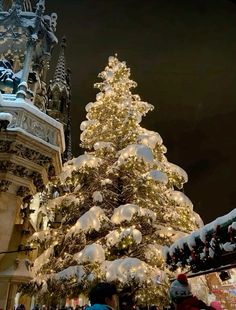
228, 221, 236, 231
170, 208, 236, 252
199, 209, 236, 239
105, 230, 120, 246
96, 92, 103, 101
85, 102, 94, 112
155, 225, 182, 241
222, 242, 236, 252
144, 169, 168, 184
101, 178, 113, 186
60, 154, 103, 181
140, 207, 157, 221
103, 85, 115, 97
28, 230, 51, 244
0, 112, 13, 123
135, 100, 154, 115
106, 227, 142, 246
111, 204, 139, 224
186, 232, 199, 249
71, 154, 103, 169
105, 257, 149, 283
80, 120, 98, 131
92, 191, 103, 202
199, 227, 209, 243
137, 130, 163, 149
117, 144, 154, 165
67, 206, 107, 236
59, 163, 75, 182
111, 204, 156, 224
55, 265, 85, 281
165, 162, 188, 183
105, 69, 114, 80
74, 243, 105, 263
94, 141, 114, 151
192, 211, 204, 228
168, 190, 193, 210
168, 236, 186, 255
119, 227, 142, 245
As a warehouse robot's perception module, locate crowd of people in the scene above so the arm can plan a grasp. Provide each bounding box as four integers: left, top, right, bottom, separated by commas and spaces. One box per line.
16, 274, 223, 310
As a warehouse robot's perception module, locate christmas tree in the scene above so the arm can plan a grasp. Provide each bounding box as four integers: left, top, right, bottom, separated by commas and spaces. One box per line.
26, 56, 201, 307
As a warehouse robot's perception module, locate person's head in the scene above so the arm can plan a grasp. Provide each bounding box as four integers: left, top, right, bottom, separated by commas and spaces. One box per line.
89, 282, 118, 309
169, 274, 192, 304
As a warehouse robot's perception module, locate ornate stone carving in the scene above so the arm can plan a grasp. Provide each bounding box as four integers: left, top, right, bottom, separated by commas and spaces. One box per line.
0, 141, 55, 176
31, 171, 44, 191
0, 180, 11, 192
0, 141, 11, 152
6, 109, 58, 146
17, 186, 30, 197
0, 161, 30, 178
6, 111, 19, 128
0, 160, 46, 194
0, 161, 14, 171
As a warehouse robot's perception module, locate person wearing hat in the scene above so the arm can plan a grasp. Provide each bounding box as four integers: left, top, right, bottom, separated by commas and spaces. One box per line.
169, 274, 216, 310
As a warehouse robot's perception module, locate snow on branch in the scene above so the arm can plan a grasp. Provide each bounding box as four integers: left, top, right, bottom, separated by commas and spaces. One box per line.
165, 162, 188, 184
66, 206, 108, 237
117, 144, 154, 165
137, 130, 163, 149
28, 230, 51, 244
168, 190, 193, 210
55, 265, 85, 281
143, 169, 168, 184
33, 246, 54, 274
105, 257, 157, 284
71, 154, 103, 169
111, 203, 156, 224
74, 243, 105, 263
93, 141, 115, 151
92, 191, 103, 202
106, 227, 142, 246
60, 154, 103, 182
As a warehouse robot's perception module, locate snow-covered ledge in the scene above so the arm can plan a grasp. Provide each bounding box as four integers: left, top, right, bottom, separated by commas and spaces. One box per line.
0, 93, 65, 194
0, 93, 65, 151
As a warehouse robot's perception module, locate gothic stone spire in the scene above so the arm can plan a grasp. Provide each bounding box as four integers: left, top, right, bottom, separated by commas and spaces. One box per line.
47, 36, 72, 162
51, 36, 68, 93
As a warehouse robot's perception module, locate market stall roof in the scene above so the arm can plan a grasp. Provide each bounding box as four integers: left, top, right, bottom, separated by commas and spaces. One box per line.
165, 208, 236, 277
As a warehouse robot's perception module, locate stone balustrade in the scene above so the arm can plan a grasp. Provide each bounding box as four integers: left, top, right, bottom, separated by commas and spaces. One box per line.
0, 93, 65, 196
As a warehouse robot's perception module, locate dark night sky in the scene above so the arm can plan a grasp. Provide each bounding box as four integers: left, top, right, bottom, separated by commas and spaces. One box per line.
45, 0, 236, 224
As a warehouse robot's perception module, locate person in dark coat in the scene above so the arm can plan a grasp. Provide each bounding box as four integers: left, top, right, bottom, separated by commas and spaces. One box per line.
86, 282, 118, 310
16, 305, 25, 310
169, 274, 216, 310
